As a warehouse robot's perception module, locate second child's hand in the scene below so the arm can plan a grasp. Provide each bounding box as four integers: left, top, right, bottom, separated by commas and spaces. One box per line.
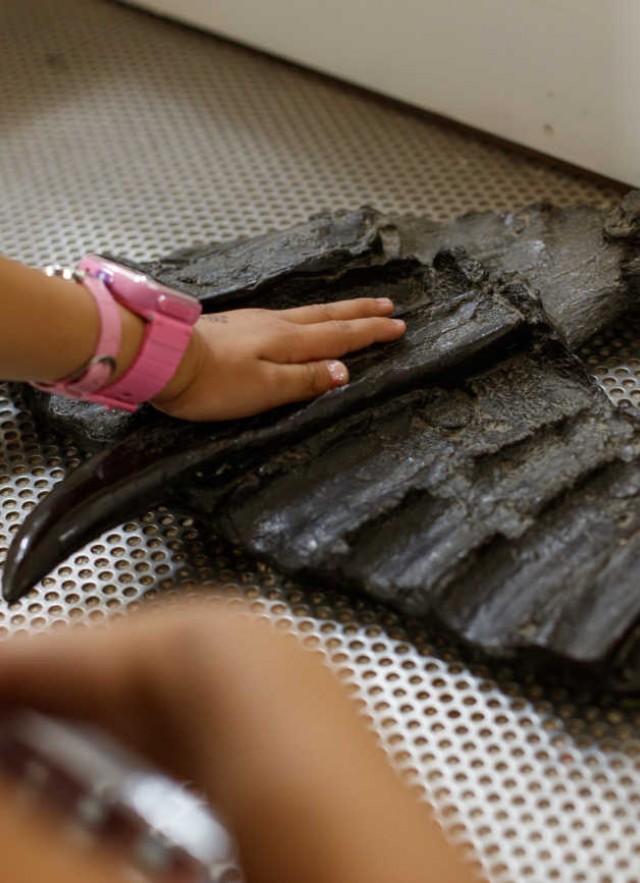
0, 602, 478, 883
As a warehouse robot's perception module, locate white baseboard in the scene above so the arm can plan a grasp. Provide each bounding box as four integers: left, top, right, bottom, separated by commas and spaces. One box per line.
119, 0, 640, 186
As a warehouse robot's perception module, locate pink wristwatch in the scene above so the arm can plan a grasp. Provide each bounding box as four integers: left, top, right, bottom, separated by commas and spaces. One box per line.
76, 255, 202, 412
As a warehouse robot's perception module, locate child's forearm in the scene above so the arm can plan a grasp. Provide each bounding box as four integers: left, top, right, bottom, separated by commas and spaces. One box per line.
0, 256, 145, 387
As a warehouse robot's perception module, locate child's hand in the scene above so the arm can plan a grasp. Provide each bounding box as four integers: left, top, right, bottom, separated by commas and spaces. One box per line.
0, 600, 477, 883
151, 297, 405, 421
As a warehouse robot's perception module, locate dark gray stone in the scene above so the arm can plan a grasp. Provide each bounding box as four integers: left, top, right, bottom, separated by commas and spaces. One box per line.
9, 196, 640, 690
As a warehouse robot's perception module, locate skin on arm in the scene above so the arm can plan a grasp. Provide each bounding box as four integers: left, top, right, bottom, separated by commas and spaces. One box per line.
0, 603, 480, 883
0, 256, 145, 389
0, 781, 130, 883
0, 255, 406, 421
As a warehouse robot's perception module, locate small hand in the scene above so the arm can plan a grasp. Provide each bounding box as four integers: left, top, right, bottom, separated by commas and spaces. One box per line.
0, 601, 478, 883
151, 297, 405, 421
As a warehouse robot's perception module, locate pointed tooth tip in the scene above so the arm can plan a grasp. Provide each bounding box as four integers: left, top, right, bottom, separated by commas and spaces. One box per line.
2, 561, 38, 604
2, 585, 21, 604
2, 581, 25, 604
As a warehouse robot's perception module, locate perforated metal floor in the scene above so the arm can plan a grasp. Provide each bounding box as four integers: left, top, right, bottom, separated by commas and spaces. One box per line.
2, 2, 639, 881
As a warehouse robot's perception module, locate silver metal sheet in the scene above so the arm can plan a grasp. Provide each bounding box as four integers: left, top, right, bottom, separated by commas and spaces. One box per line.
1, 2, 639, 881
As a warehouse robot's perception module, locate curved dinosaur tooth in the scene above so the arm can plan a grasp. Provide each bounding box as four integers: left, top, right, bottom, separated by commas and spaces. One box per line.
2, 420, 226, 603
2, 410, 285, 602
3, 457, 136, 603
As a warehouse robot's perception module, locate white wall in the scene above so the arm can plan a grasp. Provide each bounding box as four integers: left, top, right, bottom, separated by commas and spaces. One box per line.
120, 0, 640, 186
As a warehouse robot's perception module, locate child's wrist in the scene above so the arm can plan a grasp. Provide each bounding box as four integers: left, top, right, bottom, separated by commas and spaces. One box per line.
110, 303, 145, 385
43, 274, 198, 410
149, 323, 203, 409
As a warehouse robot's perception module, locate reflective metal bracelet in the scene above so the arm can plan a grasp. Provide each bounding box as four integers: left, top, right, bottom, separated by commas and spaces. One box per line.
0, 711, 243, 883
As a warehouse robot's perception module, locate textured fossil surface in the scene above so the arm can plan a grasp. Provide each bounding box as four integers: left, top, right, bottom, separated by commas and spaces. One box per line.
212, 339, 640, 684
10, 196, 640, 688
397, 191, 640, 350
144, 190, 640, 348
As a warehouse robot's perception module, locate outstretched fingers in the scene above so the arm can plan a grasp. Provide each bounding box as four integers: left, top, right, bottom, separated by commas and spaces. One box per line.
279, 297, 395, 324
266, 315, 406, 364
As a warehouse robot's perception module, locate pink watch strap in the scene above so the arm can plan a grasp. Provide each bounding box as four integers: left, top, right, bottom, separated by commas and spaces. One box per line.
33, 274, 122, 396
89, 313, 194, 410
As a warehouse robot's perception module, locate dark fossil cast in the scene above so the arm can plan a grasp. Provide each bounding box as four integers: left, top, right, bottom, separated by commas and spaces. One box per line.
7, 192, 640, 689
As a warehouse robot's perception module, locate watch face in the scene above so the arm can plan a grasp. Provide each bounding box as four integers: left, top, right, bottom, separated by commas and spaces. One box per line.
78, 255, 202, 324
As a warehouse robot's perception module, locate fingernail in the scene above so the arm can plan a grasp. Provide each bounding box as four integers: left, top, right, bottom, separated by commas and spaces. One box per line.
376, 297, 394, 308
391, 318, 406, 328
327, 361, 349, 386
